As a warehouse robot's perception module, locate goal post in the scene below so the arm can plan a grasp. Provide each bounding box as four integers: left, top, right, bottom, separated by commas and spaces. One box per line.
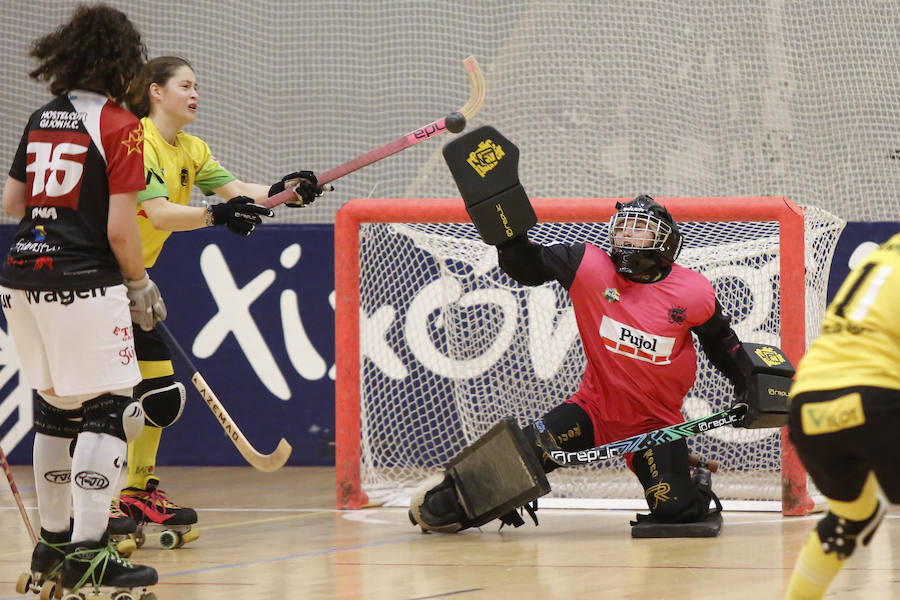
335, 196, 844, 514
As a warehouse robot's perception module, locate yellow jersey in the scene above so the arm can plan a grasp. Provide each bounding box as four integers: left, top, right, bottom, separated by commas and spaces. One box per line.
791, 233, 900, 395
137, 117, 235, 266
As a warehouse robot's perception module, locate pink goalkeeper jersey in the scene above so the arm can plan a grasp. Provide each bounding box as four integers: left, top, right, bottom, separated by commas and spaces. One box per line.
567, 243, 716, 444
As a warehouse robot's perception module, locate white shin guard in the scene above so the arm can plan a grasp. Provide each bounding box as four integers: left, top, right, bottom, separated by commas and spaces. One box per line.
32, 433, 75, 534
70, 431, 126, 544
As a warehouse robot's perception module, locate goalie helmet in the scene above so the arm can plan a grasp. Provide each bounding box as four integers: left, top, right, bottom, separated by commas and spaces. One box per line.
608, 195, 682, 280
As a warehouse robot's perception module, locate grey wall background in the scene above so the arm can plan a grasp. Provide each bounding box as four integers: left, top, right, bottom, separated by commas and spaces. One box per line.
2, 1, 899, 223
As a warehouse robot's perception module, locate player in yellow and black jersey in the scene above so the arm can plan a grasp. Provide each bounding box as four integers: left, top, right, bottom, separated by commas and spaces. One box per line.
785, 233, 900, 599
111, 56, 325, 542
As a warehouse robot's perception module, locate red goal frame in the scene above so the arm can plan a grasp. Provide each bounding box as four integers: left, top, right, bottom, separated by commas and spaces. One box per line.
334, 196, 815, 515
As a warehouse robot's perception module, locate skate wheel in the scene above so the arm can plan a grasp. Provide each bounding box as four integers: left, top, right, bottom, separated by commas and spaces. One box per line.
117, 538, 137, 557
159, 530, 182, 550
39, 580, 57, 600
139, 593, 157, 600
181, 529, 199, 545
16, 572, 33, 594
111, 592, 136, 600
132, 531, 146, 548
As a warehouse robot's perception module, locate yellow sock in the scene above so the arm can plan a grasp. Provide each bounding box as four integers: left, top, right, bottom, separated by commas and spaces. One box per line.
785, 473, 880, 600
126, 425, 162, 489
785, 529, 846, 600
125, 360, 175, 490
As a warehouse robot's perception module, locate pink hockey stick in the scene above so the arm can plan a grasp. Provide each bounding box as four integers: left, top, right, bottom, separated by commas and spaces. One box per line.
0, 443, 37, 545
264, 55, 485, 209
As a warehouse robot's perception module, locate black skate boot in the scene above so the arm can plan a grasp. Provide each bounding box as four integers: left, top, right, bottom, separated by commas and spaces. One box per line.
15, 528, 69, 595
59, 534, 157, 598
108, 498, 140, 557
108, 499, 138, 537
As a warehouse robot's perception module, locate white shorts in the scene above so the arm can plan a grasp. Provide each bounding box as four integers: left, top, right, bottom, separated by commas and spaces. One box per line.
0, 284, 141, 405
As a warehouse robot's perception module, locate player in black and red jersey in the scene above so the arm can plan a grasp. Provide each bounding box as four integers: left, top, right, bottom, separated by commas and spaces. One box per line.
1, 5, 162, 598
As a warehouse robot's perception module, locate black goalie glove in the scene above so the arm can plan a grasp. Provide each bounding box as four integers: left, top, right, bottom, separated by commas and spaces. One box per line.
268, 170, 324, 207
208, 196, 274, 236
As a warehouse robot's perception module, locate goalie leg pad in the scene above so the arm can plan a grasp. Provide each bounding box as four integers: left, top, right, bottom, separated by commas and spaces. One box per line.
632, 440, 720, 522
630, 441, 723, 537
409, 417, 551, 533
735, 342, 795, 428
442, 126, 537, 245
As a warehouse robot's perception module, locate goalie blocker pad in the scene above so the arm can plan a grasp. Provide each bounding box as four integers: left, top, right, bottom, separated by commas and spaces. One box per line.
409, 417, 550, 533
442, 125, 537, 245
735, 342, 795, 429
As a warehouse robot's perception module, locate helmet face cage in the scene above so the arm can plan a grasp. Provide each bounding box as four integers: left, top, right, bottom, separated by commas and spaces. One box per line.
608, 211, 673, 254
607, 197, 683, 276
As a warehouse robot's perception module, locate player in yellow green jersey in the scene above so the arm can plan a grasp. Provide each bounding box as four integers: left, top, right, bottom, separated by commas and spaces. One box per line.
784, 234, 900, 599
112, 56, 323, 545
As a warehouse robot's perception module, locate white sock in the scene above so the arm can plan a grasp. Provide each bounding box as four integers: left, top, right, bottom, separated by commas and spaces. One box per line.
32, 433, 74, 534
70, 432, 126, 544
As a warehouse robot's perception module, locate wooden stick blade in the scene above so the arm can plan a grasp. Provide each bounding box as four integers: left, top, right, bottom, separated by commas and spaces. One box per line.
192, 373, 293, 472
236, 438, 293, 473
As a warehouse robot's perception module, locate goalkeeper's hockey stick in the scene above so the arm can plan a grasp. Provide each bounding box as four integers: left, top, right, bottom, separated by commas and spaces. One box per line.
536, 404, 748, 466
156, 322, 292, 472
263, 55, 486, 209
0, 442, 37, 545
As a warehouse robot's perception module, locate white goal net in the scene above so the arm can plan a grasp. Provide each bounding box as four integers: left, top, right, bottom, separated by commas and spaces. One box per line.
337, 198, 844, 512
1, 1, 898, 224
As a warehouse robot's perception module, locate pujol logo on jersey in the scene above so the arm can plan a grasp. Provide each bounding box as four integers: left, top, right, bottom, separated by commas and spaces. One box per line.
599, 316, 675, 364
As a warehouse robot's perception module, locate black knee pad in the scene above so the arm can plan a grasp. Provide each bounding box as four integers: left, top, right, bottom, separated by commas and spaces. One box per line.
633, 441, 710, 523
817, 502, 887, 560
134, 375, 185, 428
33, 393, 81, 439
81, 394, 145, 443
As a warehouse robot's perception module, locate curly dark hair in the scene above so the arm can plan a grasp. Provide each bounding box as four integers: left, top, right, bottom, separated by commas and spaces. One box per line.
29, 4, 147, 105
126, 56, 194, 119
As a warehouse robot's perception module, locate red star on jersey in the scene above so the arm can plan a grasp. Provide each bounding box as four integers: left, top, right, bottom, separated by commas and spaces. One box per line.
121, 126, 144, 155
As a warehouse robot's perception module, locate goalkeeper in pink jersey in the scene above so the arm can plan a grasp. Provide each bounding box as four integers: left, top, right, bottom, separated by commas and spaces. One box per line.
409, 128, 769, 537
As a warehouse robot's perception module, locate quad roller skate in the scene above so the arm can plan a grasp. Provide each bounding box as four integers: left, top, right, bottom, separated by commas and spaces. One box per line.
39, 535, 158, 600
15, 529, 68, 599
119, 477, 198, 550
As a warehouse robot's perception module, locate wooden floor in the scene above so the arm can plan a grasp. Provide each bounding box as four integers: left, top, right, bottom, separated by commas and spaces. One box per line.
0, 466, 897, 600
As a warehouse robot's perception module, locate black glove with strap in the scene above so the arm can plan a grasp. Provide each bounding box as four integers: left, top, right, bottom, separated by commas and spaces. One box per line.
268, 170, 324, 207
207, 196, 274, 236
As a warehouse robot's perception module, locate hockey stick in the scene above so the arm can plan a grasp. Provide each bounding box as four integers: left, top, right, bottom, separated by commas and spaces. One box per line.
155, 322, 292, 472
263, 55, 486, 209
536, 403, 748, 466
0, 443, 37, 545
